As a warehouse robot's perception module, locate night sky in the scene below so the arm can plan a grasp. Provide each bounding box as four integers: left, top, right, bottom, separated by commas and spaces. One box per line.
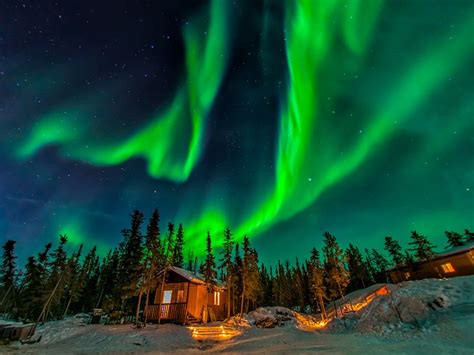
1, 0, 473, 264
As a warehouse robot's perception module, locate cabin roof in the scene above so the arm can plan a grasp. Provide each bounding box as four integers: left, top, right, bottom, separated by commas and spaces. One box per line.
387, 242, 474, 272
168, 266, 225, 289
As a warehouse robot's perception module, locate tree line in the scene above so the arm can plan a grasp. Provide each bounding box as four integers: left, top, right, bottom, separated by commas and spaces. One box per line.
0, 209, 472, 323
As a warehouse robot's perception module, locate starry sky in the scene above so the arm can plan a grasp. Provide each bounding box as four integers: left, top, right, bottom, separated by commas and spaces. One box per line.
1, 0, 473, 264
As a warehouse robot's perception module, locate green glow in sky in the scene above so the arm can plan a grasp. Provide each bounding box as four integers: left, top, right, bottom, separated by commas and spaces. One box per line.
13, 0, 474, 257
18, 0, 229, 182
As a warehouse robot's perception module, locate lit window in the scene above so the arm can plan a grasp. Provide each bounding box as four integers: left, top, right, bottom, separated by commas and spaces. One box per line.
213, 291, 220, 306
441, 263, 455, 273
404, 272, 411, 279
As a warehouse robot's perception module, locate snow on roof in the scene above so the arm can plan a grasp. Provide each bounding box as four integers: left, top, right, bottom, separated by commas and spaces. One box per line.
168, 266, 225, 288
436, 241, 474, 259
334, 283, 392, 307
388, 242, 474, 271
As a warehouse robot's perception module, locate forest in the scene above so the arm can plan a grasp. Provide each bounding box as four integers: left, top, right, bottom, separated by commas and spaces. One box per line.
0, 209, 472, 323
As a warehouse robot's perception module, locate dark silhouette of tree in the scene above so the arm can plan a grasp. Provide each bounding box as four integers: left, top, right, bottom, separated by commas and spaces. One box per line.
308, 247, 326, 318
408, 231, 436, 262
322, 232, 349, 300
173, 223, 185, 268
118, 210, 144, 308
346, 244, 371, 291
464, 229, 474, 243
445, 231, 465, 248
371, 249, 389, 283
240, 237, 260, 314
384, 236, 404, 266
1, 240, 17, 314
219, 227, 234, 317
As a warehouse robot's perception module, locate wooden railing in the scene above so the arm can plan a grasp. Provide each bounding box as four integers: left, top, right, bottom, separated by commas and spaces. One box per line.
145, 303, 187, 323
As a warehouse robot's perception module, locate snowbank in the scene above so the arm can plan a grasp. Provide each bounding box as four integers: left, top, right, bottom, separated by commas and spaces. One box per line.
225, 307, 324, 331
330, 275, 474, 339
31, 314, 90, 344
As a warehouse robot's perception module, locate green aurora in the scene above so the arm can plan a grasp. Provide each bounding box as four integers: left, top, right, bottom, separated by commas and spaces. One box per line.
5, 0, 473, 260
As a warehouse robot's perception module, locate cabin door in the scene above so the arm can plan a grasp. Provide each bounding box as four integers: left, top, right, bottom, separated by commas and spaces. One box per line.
162, 290, 172, 318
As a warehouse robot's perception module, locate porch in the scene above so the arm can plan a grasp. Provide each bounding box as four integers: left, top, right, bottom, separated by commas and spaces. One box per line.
144, 303, 187, 324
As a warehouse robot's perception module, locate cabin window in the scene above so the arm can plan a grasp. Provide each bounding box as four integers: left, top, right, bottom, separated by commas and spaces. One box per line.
177, 290, 185, 303
404, 272, 410, 279
441, 262, 455, 273
213, 291, 220, 306
162, 290, 172, 304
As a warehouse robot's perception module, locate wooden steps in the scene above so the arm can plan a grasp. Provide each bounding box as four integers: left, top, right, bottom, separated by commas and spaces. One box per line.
189, 325, 241, 340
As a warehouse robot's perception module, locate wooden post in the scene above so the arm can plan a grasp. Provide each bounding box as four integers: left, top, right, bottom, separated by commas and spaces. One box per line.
135, 291, 143, 326
183, 282, 190, 325
144, 288, 151, 325
157, 267, 167, 327
37, 274, 63, 324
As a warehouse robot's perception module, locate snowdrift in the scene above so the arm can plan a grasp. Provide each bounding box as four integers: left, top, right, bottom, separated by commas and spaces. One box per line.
330, 275, 474, 337
225, 307, 324, 331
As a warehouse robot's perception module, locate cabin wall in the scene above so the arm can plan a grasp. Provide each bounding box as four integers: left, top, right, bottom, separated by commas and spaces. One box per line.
153, 282, 189, 304
389, 250, 474, 283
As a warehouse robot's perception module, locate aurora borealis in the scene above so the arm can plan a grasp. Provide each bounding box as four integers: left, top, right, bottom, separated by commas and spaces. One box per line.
1, 0, 473, 262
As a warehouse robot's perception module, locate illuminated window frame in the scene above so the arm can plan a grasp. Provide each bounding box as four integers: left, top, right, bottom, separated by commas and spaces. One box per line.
213, 291, 220, 306
441, 262, 455, 273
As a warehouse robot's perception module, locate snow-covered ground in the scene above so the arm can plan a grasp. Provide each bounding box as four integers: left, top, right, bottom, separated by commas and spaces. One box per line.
2, 275, 473, 354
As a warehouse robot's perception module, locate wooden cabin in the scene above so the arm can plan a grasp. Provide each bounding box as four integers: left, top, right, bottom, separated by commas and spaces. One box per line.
144, 266, 226, 325
388, 242, 474, 283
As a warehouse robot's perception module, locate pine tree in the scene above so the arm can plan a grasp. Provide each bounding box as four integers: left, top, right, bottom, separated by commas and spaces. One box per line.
322, 232, 349, 301
201, 232, 216, 323
232, 243, 243, 315
0, 240, 17, 313
384, 236, 404, 266
44, 235, 68, 319
202, 232, 217, 291
292, 258, 306, 311
240, 237, 260, 314
62, 245, 83, 317
464, 229, 474, 243
371, 249, 389, 283
19, 256, 43, 320
308, 248, 326, 318
445, 231, 465, 248
346, 244, 370, 291
137, 210, 162, 324
219, 227, 234, 317
118, 210, 144, 308
408, 231, 436, 262
173, 224, 185, 268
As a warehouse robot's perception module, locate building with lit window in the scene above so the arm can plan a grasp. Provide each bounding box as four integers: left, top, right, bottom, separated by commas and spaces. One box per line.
388, 242, 474, 283
143, 266, 226, 325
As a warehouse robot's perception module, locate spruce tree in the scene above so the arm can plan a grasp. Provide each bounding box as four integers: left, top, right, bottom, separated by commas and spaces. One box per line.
445, 231, 465, 248
308, 248, 326, 318
408, 231, 436, 262
240, 237, 260, 314
202, 232, 217, 291
118, 210, 144, 307
384, 236, 404, 266
19, 256, 43, 320
322, 232, 349, 300
233, 243, 243, 315
371, 249, 389, 283
202, 232, 216, 323
0, 240, 17, 312
464, 229, 474, 243
173, 223, 185, 268
346, 244, 370, 291
45, 235, 68, 319
219, 227, 234, 317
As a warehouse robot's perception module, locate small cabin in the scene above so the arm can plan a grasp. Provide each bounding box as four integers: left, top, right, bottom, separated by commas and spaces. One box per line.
144, 266, 226, 325
388, 243, 474, 283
